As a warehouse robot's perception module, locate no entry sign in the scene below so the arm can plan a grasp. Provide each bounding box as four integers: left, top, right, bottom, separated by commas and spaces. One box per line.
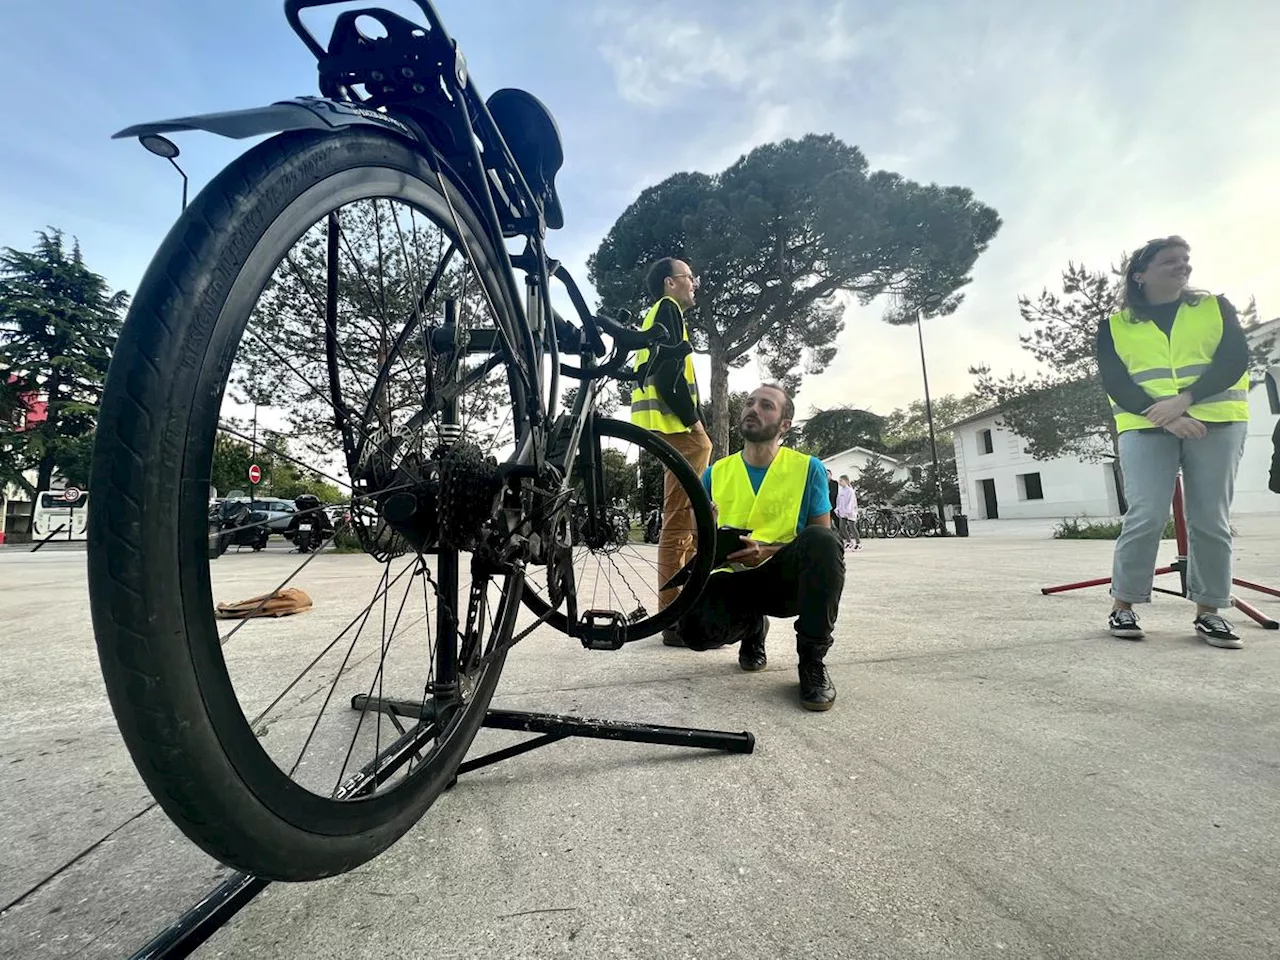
248, 464, 262, 485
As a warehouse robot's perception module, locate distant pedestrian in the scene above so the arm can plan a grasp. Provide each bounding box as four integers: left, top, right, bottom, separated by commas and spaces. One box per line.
835, 475, 861, 549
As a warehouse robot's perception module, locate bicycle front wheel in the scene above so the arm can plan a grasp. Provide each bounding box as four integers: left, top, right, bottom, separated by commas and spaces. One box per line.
89, 128, 532, 880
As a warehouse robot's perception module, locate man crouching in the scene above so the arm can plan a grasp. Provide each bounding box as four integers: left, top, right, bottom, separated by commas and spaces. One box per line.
680, 383, 844, 711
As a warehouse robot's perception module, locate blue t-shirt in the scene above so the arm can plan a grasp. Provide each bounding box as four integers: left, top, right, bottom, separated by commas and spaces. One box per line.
701, 454, 831, 537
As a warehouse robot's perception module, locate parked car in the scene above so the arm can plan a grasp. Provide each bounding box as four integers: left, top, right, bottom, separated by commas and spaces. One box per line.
223, 497, 296, 533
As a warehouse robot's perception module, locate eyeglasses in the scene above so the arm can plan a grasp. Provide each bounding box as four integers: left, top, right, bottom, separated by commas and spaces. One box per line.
1131, 235, 1188, 271
670, 272, 700, 289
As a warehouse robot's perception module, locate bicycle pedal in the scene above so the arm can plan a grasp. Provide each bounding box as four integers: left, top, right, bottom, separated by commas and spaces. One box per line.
579, 609, 628, 650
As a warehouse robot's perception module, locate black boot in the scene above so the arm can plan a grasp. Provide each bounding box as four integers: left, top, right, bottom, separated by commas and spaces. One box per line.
798, 657, 836, 711
661, 627, 686, 647
738, 618, 769, 672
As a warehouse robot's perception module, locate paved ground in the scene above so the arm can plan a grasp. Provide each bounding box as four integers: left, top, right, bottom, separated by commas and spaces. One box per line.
2, 517, 1279, 959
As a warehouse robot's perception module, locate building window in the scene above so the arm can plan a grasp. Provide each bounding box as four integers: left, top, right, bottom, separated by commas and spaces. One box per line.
979, 429, 993, 455
1018, 472, 1044, 501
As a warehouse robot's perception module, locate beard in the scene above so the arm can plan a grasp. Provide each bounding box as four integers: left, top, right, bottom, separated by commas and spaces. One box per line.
740, 418, 782, 443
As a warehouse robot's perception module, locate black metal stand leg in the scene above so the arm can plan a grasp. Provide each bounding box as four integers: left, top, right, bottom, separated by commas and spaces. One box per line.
126, 699, 754, 959
461, 707, 754, 773
129, 873, 268, 960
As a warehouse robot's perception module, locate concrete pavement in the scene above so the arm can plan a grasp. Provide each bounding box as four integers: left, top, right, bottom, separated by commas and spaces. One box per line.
1, 518, 1278, 959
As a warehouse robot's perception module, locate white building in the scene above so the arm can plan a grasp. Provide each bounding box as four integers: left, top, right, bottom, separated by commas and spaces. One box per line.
951, 320, 1280, 521
820, 446, 912, 487
950, 410, 1122, 520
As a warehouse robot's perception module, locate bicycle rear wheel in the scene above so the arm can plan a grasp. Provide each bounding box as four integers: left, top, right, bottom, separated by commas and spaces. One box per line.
89, 128, 532, 880
520, 418, 715, 644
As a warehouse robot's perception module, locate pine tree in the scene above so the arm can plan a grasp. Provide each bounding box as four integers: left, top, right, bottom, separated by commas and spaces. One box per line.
0, 230, 128, 495
856, 454, 907, 506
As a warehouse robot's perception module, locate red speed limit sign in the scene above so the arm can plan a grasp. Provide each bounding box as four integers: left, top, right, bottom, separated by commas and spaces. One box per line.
248, 464, 262, 485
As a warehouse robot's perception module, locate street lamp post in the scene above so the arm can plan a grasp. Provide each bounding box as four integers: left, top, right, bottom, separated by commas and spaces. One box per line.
137, 134, 188, 211
915, 304, 949, 537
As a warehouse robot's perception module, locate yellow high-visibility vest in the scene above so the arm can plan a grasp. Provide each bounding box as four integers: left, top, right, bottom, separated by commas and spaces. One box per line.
1107, 295, 1250, 433
630, 297, 699, 434
709, 447, 810, 571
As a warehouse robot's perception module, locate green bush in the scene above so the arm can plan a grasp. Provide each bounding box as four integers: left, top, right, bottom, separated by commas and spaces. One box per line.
329, 527, 366, 554
1053, 516, 1175, 540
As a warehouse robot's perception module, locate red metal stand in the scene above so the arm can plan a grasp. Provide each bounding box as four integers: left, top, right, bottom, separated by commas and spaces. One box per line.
1042, 476, 1279, 629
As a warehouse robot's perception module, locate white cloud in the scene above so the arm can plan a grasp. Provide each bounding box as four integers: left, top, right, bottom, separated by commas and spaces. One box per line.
586, 0, 1280, 419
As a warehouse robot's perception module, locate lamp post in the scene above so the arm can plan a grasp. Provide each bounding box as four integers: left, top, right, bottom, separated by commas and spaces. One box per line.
915, 294, 949, 537
137, 134, 188, 211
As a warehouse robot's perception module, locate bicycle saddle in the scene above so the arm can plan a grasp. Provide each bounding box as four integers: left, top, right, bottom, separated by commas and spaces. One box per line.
485, 88, 565, 230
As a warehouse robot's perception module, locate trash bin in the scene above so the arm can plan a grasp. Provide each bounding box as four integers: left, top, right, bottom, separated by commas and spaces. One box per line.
952, 514, 969, 537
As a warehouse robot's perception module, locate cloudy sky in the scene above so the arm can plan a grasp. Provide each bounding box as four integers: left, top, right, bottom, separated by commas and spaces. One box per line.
3, 0, 1277, 422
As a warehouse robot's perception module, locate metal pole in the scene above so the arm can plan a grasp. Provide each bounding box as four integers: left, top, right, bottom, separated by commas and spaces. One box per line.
917, 313, 949, 537
167, 157, 188, 211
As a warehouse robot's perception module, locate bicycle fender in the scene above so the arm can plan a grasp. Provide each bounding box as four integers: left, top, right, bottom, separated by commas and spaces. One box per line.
112, 96, 418, 144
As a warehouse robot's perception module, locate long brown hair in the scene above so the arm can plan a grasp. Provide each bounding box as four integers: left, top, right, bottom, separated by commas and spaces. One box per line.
1120, 235, 1206, 320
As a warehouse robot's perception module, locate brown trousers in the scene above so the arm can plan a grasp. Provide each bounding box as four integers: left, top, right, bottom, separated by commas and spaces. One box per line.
656, 422, 714, 610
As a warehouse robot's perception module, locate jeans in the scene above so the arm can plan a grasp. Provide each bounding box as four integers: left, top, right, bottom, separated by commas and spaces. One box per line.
655, 423, 713, 610
680, 525, 845, 659
835, 514, 859, 544
1111, 422, 1248, 609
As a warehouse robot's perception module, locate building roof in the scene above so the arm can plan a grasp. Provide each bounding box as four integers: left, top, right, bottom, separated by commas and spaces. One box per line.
944, 405, 1003, 431
819, 445, 905, 467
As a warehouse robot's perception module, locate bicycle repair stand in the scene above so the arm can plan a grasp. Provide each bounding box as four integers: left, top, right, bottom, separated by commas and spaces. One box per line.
1041, 475, 1280, 629
127, 707, 754, 959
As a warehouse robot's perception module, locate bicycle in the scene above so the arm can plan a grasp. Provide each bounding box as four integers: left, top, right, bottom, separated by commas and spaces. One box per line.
88, 0, 717, 883
859, 504, 901, 539
897, 508, 924, 538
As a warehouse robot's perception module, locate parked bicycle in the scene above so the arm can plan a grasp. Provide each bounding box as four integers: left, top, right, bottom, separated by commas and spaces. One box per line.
855, 503, 944, 539
857, 504, 902, 539
88, 0, 716, 882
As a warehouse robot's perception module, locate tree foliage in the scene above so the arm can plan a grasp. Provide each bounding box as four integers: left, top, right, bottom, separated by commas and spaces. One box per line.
589, 134, 1001, 455
0, 230, 128, 496
229, 199, 514, 485
794, 406, 885, 459
699, 389, 748, 456
598, 447, 639, 510
637, 449, 665, 515
212, 430, 344, 502
562, 384, 617, 420
855, 454, 907, 505
882, 394, 987, 456
970, 262, 1121, 463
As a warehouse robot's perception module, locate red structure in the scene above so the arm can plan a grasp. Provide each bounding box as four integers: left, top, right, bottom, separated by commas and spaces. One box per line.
6, 374, 47, 431
1042, 476, 1279, 629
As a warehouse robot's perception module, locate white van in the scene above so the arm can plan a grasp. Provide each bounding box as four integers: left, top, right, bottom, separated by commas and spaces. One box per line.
32, 489, 89, 541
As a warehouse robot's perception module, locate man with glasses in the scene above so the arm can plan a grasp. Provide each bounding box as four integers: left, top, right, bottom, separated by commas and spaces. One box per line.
630, 257, 712, 646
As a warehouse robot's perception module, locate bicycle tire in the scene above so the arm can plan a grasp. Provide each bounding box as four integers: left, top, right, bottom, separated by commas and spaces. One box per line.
901, 514, 922, 538
88, 128, 528, 880
883, 515, 902, 538
521, 418, 715, 642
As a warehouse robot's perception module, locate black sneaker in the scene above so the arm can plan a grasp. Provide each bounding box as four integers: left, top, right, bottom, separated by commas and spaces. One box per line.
738, 618, 769, 672
798, 660, 836, 711
661, 628, 686, 647
1108, 609, 1144, 640
1194, 613, 1242, 649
